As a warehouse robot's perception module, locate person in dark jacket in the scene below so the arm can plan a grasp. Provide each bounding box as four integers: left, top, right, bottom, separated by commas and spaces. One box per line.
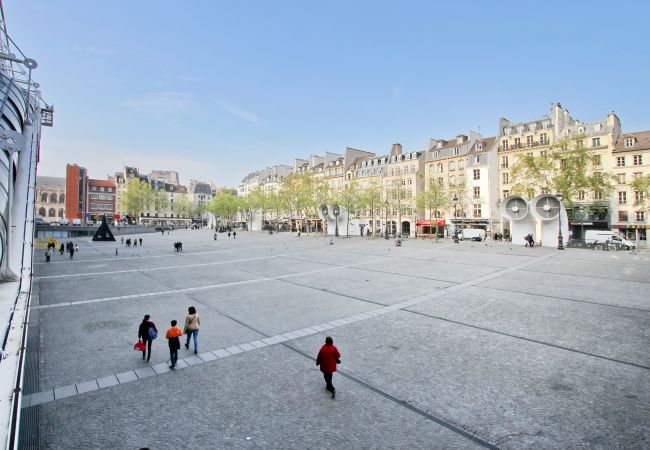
166, 320, 183, 369
316, 336, 341, 399
137, 315, 157, 362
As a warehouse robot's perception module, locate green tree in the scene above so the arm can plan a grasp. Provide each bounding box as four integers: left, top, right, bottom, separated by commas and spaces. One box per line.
153, 189, 168, 213
338, 180, 361, 237
510, 136, 615, 206
632, 174, 650, 211
358, 180, 382, 237
249, 187, 271, 231
173, 195, 194, 219
417, 179, 449, 241
208, 191, 238, 224
124, 179, 154, 224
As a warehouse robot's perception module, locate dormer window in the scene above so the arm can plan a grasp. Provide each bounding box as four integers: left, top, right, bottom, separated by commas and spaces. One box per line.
433, 151, 439, 158
624, 137, 635, 148
529, 123, 537, 132
516, 125, 524, 134
453, 147, 459, 156
504, 127, 512, 136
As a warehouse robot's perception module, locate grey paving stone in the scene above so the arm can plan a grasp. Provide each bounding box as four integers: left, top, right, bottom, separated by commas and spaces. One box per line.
238, 343, 256, 351
151, 362, 171, 375
116, 370, 138, 384
54, 384, 77, 400
185, 355, 204, 366
134, 367, 157, 379
29, 390, 53, 406
174, 359, 189, 369
225, 345, 244, 354
198, 352, 218, 362
261, 337, 277, 345
249, 340, 268, 348
212, 349, 231, 358
272, 335, 289, 343
76, 380, 99, 394
96, 375, 119, 388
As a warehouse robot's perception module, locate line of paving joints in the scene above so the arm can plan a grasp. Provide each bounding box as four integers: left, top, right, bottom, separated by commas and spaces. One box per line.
23, 251, 556, 408
32, 255, 391, 310
477, 285, 650, 313
514, 266, 650, 284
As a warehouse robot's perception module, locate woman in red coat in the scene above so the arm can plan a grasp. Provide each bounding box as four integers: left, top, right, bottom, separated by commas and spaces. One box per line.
316, 336, 341, 399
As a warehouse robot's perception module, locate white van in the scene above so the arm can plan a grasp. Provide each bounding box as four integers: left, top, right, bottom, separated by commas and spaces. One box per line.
584, 230, 635, 249
461, 228, 485, 242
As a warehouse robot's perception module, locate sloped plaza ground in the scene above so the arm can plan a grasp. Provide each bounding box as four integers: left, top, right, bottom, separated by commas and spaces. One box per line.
20, 229, 650, 449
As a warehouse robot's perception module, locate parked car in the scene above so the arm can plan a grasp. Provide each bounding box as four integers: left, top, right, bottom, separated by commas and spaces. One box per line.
584, 230, 635, 250
72, 218, 82, 226
461, 228, 485, 242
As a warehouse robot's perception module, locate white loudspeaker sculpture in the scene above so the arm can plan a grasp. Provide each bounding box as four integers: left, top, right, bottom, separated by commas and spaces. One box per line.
319, 204, 349, 236
530, 194, 569, 248
500, 195, 535, 246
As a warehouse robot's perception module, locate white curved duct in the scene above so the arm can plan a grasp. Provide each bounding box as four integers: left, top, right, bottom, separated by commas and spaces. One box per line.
500, 195, 535, 246
531, 194, 569, 247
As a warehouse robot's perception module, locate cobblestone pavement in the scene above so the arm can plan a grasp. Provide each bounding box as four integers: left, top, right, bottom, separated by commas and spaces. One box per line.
22, 230, 650, 449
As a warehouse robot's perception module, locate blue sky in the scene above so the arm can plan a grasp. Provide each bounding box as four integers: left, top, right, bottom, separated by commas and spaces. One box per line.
6, 1, 650, 187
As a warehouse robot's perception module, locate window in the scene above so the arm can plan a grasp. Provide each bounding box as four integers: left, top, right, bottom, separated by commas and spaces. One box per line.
501, 156, 509, 169
438, 178, 443, 187
40, 193, 48, 202
527, 136, 533, 147
473, 169, 480, 180
635, 191, 644, 203
540, 150, 547, 157
594, 190, 603, 200
437, 163, 443, 173
38, 207, 46, 216
526, 152, 533, 157
49, 193, 57, 203
592, 137, 601, 147
502, 190, 509, 198
636, 211, 646, 221
624, 137, 634, 148
476, 143, 483, 151
633, 155, 643, 166
618, 211, 628, 222
459, 174, 465, 185
618, 191, 627, 204
453, 148, 459, 156
48, 208, 56, 217
475, 155, 480, 163
59, 194, 65, 203
540, 133, 547, 144
576, 140, 583, 148
502, 173, 509, 185
450, 175, 456, 186
616, 157, 625, 167
633, 172, 642, 180
459, 160, 464, 169
618, 173, 626, 184
473, 187, 481, 199
473, 204, 482, 217
501, 140, 508, 151
592, 154, 601, 166
514, 138, 520, 148
449, 161, 456, 171
578, 191, 585, 200
58, 209, 64, 218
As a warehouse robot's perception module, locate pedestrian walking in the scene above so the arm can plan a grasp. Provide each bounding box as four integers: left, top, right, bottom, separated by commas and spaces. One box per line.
45, 249, 51, 262
133, 238, 138, 248
166, 320, 183, 369
316, 336, 341, 399
184, 306, 201, 354
228, 231, 231, 238
233, 231, 236, 239
139, 238, 142, 246
137, 315, 157, 362
75, 243, 79, 253
121, 236, 124, 244
115, 247, 119, 256
69, 247, 75, 259
60, 243, 65, 255
213, 233, 217, 241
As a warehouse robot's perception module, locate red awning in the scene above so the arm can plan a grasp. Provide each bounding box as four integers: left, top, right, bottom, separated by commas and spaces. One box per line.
416, 219, 446, 227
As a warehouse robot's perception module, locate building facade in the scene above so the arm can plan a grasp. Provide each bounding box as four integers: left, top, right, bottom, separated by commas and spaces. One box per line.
65, 163, 88, 220
87, 179, 117, 221
35, 176, 65, 222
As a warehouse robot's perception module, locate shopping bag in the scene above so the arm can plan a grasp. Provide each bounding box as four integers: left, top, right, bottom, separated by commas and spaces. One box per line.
134, 341, 146, 351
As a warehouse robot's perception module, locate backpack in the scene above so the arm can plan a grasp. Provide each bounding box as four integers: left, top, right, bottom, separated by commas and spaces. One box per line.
148, 327, 158, 340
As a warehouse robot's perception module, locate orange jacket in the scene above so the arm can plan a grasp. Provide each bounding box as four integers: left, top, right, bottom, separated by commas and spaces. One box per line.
166, 326, 183, 339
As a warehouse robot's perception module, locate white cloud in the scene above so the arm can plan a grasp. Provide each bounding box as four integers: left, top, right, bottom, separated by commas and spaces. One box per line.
219, 102, 264, 126
37, 135, 218, 186
124, 91, 196, 117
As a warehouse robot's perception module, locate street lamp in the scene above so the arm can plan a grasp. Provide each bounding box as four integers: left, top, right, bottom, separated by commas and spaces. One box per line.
333, 204, 340, 238
384, 198, 389, 240
556, 192, 564, 250
452, 194, 459, 243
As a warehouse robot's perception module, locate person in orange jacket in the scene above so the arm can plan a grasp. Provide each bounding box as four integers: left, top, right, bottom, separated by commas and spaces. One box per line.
316, 336, 341, 399
165, 320, 183, 369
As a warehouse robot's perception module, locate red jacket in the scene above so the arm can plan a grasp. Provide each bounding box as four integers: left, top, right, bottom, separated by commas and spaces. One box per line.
316, 344, 340, 374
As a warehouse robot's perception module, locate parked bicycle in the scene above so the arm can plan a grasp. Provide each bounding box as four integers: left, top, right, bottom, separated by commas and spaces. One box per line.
593, 240, 618, 252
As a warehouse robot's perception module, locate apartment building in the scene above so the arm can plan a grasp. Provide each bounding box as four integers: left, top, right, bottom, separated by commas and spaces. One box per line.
35, 176, 65, 222
65, 163, 88, 220
611, 131, 650, 244
86, 179, 117, 220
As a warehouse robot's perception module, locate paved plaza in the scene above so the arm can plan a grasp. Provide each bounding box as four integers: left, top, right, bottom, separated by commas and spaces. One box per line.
20, 229, 650, 449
